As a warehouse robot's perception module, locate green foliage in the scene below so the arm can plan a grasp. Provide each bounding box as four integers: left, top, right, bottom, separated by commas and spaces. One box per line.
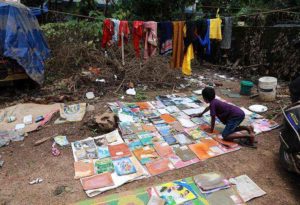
41, 20, 100, 43
113, 0, 195, 21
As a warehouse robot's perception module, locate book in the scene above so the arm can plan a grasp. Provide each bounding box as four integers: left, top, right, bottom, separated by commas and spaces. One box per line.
173, 146, 197, 162
154, 180, 197, 205
108, 143, 131, 160
160, 114, 177, 124
74, 159, 94, 179
193, 172, 230, 192
154, 142, 174, 157
163, 135, 178, 146
174, 133, 192, 145
145, 158, 174, 176
94, 158, 114, 174
133, 146, 160, 165
112, 157, 137, 176
81, 173, 114, 190
137, 132, 154, 146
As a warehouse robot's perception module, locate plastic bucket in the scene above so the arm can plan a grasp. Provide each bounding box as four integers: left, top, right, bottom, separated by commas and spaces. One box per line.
258, 76, 277, 101
240, 80, 254, 96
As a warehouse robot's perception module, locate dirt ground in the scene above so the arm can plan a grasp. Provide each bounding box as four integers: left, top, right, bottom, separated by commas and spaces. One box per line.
0, 72, 300, 205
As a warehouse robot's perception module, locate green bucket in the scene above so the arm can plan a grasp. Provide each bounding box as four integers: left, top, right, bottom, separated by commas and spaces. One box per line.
240, 80, 254, 96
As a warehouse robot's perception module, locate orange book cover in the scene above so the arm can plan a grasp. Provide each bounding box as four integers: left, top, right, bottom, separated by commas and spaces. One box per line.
145, 158, 173, 175
189, 143, 212, 160
154, 142, 174, 157
108, 143, 131, 160
81, 172, 114, 190
136, 102, 151, 110
133, 146, 160, 164
199, 124, 220, 134
160, 114, 176, 124
213, 137, 239, 148
142, 123, 157, 132
74, 160, 94, 179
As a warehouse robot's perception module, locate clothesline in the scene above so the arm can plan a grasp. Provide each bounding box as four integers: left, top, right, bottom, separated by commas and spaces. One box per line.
27, 6, 300, 22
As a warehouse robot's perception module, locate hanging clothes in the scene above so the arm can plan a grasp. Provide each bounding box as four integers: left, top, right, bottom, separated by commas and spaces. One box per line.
209, 17, 222, 40
220, 17, 233, 49
101, 19, 114, 48
118, 20, 130, 47
158, 21, 173, 55
132, 21, 144, 58
111, 18, 120, 43
143, 21, 158, 60
183, 21, 196, 53
182, 24, 194, 76
196, 19, 211, 55
171, 21, 184, 69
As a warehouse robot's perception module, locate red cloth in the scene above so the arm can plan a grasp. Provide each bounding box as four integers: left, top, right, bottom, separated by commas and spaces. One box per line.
143, 21, 158, 60
101, 19, 114, 48
118, 20, 130, 47
132, 21, 144, 58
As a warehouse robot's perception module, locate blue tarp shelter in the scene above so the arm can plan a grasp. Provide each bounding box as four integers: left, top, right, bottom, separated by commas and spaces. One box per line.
0, 1, 50, 84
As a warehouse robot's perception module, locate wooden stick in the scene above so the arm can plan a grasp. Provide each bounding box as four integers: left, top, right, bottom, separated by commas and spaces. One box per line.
121, 32, 125, 66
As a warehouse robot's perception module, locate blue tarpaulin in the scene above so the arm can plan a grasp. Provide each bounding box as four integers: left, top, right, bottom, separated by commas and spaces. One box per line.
0, 2, 50, 84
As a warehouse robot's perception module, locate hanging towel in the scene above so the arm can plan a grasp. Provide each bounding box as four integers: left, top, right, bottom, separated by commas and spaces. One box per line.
209, 17, 222, 40
111, 18, 120, 43
144, 21, 158, 60
158, 21, 173, 55
182, 24, 194, 76
196, 19, 211, 55
171, 21, 184, 69
118, 20, 130, 47
101, 19, 114, 48
220, 17, 232, 49
133, 21, 144, 58
182, 44, 194, 76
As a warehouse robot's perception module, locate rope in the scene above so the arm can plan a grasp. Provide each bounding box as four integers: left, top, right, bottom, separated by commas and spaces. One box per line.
28, 6, 300, 21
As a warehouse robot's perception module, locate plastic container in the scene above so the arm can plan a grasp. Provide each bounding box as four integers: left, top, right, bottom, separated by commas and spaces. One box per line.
258, 76, 278, 101
240, 80, 254, 96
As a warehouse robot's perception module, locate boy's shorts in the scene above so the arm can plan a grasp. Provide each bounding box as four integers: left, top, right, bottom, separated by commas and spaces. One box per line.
222, 116, 245, 139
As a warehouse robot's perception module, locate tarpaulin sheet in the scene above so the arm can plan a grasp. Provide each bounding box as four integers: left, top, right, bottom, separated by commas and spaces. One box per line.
0, 2, 50, 84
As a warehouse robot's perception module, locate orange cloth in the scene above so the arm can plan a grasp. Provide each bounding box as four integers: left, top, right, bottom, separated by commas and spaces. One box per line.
171, 21, 184, 69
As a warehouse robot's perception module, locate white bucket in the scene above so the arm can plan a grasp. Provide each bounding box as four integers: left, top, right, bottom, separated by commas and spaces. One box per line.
258, 76, 278, 101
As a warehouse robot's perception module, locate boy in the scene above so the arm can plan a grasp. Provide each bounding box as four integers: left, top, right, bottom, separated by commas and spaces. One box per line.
197, 87, 256, 148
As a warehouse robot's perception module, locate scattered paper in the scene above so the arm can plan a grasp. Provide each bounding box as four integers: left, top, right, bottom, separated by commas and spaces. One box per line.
54, 136, 69, 146
193, 89, 203, 95
29, 178, 43, 185
23, 115, 33, 125
230, 175, 266, 202
86, 92, 95, 99
15, 123, 25, 130
178, 118, 196, 128
126, 88, 136, 96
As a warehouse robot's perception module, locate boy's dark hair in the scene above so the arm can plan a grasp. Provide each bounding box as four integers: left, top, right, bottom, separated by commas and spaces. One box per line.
202, 87, 216, 102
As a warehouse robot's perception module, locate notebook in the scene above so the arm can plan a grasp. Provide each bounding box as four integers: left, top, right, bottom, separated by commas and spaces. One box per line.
173, 146, 197, 162
145, 158, 174, 176
112, 157, 137, 176
133, 146, 160, 165
108, 143, 131, 160
74, 159, 94, 179
81, 172, 114, 191
94, 158, 114, 174
154, 142, 174, 157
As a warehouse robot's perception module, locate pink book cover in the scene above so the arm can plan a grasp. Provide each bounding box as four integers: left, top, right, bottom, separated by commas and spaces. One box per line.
168, 155, 200, 169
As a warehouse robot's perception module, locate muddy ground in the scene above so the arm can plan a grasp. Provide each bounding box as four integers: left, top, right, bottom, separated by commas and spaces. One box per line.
0, 70, 300, 205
